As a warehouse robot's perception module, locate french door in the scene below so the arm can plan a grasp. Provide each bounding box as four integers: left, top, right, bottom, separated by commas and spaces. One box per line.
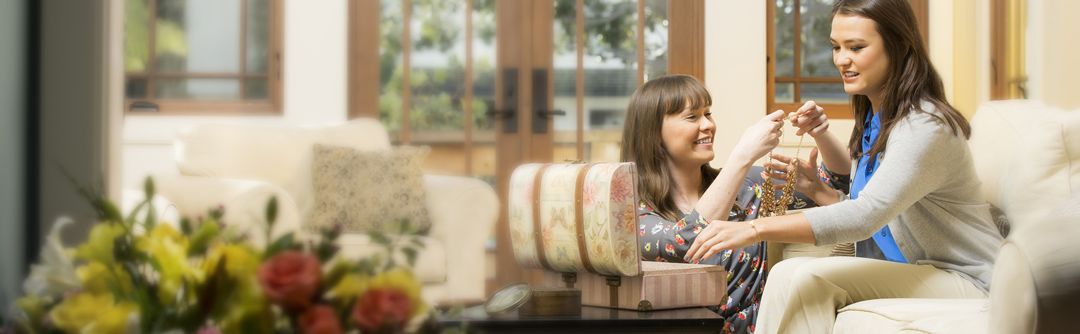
348, 0, 703, 296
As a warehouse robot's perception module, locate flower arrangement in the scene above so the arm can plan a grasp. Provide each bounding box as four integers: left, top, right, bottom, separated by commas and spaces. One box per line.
7, 179, 431, 334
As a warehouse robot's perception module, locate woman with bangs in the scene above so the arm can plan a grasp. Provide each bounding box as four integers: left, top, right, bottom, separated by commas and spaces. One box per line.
621, 74, 836, 333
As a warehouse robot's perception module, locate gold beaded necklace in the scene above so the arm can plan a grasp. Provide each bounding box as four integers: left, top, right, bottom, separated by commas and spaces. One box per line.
758, 123, 805, 217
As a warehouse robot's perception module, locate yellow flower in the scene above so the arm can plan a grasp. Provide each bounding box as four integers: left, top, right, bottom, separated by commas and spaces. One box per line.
135, 224, 199, 305
327, 273, 369, 302
74, 222, 126, 265
204, 244, 260, 279
49, 292, 137, 334
77, 262, 134, 296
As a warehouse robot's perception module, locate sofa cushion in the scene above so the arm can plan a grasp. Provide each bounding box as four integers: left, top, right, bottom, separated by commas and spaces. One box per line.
901, 312, 987, 333
307, 144, 432, 233
833, 298, 988, 334
175, 119, 392, 220
970, 101, 1080, 227
335, 234, 447, 285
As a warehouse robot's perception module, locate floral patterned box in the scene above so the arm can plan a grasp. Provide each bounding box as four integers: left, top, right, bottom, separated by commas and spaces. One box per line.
511, 163, 727, 310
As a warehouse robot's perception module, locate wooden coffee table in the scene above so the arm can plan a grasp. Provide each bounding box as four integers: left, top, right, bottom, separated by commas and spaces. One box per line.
437, 305, 724, 333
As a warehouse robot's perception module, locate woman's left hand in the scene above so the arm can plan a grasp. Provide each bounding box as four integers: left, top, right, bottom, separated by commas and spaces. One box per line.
684, 220, 759, 263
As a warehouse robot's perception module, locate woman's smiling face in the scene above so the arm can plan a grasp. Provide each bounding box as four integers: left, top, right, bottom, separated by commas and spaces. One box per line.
831, 13, 890, 102
661, 104, 715, 167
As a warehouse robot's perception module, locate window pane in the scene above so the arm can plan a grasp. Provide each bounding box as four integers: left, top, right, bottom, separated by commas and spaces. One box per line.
472, 0, 497, 133
156, 0, 241, 73
800, 0, 835, 77
775, 82, 794, 103
553, 0, 580, 162
644, 0, 667, 81
378, 0, 404, 137
471, 0, 497, 181
409, 0, 467, 132
156, 79, 241, 100
246, 0, 270, 74
244, 78, 268, 99
799, 82, 847, 104
124, 0, 150, 72
126, 78, 148, 98
583, 0, 636, 163
775, 0, 795, 77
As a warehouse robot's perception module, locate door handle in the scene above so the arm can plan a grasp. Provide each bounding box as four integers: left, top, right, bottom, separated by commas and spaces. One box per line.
532, 68, 549, 134
536, 109, 566, 119
500, 68, 518, 134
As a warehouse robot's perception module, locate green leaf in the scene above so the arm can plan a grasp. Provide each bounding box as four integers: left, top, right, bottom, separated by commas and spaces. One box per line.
180, 217, 193, 234
187, 221, 220, 257
402, 247, 419, 267
124, 200, 149, 226
410, 237, 426, 249
369, 230, 391, 246
263, 232, 297, 260
316, 243, 334, 263
265, 196, 279, 227
143, 176, 156, 198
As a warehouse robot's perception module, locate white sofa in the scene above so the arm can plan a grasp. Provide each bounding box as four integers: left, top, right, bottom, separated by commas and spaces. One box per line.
773, 100, 1080, 333
153, 119, 499, 305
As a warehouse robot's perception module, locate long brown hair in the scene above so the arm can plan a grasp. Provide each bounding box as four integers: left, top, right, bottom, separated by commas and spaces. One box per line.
833, 0, 971, 160
620, 75, 718, 221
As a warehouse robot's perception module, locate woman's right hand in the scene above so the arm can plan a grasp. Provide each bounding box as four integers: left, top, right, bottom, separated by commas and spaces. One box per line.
731, 110, 784, 164
765, 149, 842, 205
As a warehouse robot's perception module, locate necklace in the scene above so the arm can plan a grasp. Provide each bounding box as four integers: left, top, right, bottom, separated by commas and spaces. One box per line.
759, 124, 805, 217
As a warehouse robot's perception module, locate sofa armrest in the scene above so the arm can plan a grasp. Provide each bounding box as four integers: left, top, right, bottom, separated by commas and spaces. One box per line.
422, 174, 498, 303
153, 175, 302, 248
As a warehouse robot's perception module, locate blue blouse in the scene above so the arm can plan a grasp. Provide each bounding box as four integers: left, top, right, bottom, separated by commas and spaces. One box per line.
851, 111, 908, 263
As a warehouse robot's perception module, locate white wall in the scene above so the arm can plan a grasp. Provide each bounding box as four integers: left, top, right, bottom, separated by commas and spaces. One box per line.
1027, 0, 1080, 109
122, 0, 348, 188
929, 0, 990, 118
704, 1, 854, 168
0, 0, 25, 312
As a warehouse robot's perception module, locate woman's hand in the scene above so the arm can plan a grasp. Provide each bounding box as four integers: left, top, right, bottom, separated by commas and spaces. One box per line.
685, 220, 758, 263
765, 149, 842, 205
789, 101, 829, 137
731, 110, 785, 164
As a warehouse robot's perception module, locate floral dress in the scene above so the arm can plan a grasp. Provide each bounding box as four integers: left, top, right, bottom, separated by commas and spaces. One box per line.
638, 166, 848, 333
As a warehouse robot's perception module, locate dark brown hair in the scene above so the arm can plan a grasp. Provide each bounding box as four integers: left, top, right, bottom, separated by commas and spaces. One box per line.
833, 0, 971, 160
620, 74, 718, 221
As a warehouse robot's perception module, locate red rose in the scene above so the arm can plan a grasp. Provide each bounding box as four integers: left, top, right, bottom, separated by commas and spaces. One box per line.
258, 251, 322, 312
352, 288, 413, 333
299, 305, 343, 334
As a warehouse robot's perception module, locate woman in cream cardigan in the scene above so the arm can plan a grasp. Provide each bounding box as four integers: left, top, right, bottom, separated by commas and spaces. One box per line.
684, 0, 1004, 332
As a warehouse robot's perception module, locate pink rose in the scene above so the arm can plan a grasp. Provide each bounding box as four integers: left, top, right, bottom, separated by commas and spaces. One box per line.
299, 305, 343, 334
352, 288, 413, 333
258, 251, 322, 312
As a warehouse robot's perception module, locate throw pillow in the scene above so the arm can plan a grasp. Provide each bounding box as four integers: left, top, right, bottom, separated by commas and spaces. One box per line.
307, 144, 432, 234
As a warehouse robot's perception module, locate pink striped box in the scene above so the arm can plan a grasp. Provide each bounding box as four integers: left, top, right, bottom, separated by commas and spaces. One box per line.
576, 261, 727, 311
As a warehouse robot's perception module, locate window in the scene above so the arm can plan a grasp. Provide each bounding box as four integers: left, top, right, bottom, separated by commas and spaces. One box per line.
767, 0, 927, 119
123, 0, 282, 114
349, 0, 697, 178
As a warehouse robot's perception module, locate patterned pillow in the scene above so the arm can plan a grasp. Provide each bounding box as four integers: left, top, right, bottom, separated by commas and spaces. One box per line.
307, 144, 431, 234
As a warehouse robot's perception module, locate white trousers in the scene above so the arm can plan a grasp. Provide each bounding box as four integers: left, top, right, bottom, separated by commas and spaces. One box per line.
755, 256, 987, 334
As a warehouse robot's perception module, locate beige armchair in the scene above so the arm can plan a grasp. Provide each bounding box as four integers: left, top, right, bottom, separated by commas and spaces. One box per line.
152, 119, 499, 306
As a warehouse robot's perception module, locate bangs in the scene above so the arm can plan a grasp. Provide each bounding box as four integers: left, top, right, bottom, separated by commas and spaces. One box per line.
662, 79, 712, 115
